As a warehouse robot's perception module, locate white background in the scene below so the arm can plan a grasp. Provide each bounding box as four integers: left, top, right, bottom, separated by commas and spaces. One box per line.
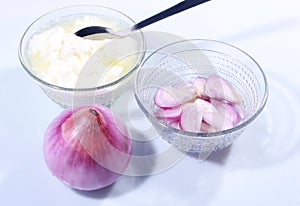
1, 0, 300, 205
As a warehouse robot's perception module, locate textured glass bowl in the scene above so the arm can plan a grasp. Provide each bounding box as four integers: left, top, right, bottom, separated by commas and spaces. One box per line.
134, 39, 268, 159
19, 5, 145, 108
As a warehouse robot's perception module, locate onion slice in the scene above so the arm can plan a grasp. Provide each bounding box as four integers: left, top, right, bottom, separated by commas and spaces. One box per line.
153, 74, 244, 133
154, 86, 195, 108
205, 74, 242, 104
203, 111, 233, 131
154, 107, 182, 120
200, 122, 217, 133
180, 103, 203, 133
193, 77, 207, 98
167, 120, 181, 130
210, 99, 240, 126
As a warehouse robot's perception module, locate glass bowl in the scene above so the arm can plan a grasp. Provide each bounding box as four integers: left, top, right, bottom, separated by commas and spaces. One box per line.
19, 5, 145, 108
134, 39, 268, 159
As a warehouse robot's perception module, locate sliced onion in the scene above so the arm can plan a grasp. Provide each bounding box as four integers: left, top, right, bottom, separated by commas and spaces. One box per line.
180, 103, 203, 133
167, 120, 181, 130
205, 74, 242, 104
200, 122, 217, 133
153, 74, 244, 133
194, 98, 216, 113
210, 99, 240, 126
154, 106, 182, 120
203, 111, 233, 131
233, 104, 245, 120
193, 77, 207, 98
154, 85, 195, 108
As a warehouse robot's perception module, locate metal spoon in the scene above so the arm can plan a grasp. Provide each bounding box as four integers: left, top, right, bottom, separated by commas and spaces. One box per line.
75, 0, 211, 38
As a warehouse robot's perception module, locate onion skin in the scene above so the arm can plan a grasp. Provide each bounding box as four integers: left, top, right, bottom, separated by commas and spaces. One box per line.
43, 104, 132, 191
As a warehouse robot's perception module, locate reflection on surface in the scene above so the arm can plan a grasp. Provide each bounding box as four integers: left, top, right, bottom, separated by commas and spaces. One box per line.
224, 71, 300, 168
0, 172, 5, 184
112, 81, 187, 176
74, 175, 148, 199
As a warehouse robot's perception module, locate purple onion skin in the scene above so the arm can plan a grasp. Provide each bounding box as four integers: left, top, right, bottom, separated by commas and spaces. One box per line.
43, 105, 132, 191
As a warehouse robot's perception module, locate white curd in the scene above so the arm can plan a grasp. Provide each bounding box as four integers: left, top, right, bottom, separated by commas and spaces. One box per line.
28, 15, 139, 88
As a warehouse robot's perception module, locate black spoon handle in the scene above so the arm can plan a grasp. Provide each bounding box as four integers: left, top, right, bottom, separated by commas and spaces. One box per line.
75, 0, 211, 37
132, 0, 211, 31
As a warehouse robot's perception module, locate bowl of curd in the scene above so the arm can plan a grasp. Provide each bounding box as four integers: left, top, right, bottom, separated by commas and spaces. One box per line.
19, 5, 145, 108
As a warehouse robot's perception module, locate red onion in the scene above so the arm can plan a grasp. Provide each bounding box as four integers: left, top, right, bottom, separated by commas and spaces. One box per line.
205, 74, 242, 104
153, 107, 182, 120
180, 99, 217, 132
210, 99, 240, 126
193, 77, 207, 98
153, 74, 245, 133
180, 103, 203, 132
200, 122, 217, 133
202, 111, 234, 131
43, 105, 132, 191
154, 86, 195, 108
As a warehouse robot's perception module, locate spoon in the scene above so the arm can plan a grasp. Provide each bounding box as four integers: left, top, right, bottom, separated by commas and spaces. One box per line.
75, 0, 211, 38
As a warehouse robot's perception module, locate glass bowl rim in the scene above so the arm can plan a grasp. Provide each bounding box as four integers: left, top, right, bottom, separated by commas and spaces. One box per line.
134, 38, 269, 138
18, 4, 146, 92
